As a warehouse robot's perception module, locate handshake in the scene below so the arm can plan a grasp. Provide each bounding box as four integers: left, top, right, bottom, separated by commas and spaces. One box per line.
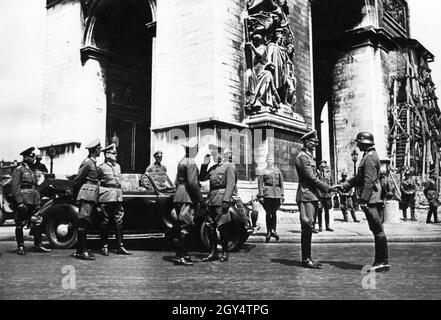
330, 184, 345, 193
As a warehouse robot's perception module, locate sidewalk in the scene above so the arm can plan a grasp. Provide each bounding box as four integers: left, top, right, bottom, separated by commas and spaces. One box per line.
1, 209, 440, 243
247, 208, 441, 243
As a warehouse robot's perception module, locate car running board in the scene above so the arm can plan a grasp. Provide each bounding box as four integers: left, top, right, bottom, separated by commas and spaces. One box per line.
87, 233, 165, 240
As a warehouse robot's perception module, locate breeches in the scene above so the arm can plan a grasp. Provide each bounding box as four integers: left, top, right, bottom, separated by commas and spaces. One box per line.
299, 201, 319, 232
14, 204, 42, 228
205, 205, 231, 231
101, 202, 125, 229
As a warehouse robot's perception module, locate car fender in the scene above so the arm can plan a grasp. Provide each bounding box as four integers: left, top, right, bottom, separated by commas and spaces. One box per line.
39, 201, 79, 227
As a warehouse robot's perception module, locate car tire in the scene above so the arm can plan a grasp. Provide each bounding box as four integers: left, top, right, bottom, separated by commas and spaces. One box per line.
200, 221, 240, 251
45, 211, 78, 249
0, 206, 6, 226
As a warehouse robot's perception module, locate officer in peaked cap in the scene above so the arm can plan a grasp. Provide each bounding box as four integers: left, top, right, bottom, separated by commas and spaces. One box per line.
171, 137, 205, 265
295, 129, 336, 269
340, 132, 390, 273
72, 139, 102, 260
145, 150, 167, 174
97, 144, 131, 256
12, 147, 51, 255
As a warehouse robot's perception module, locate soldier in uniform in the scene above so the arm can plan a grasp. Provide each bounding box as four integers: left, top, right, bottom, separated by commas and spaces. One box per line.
340, 132, 389, 272
295, 130, 336, 269
338, 171, 359, 223
172, 138, 206, 266
201, 148, 236, 262
400, 169, 417, 221
258, 153, 284, 242
98, 144, 131, 256
146, 150, 167, 174
72, 139, 102, 260
11, 147, 51, 255
315, 160, 334, 232
424, 171, 440, 224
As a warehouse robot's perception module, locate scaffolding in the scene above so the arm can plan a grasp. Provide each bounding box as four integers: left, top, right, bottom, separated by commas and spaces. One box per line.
388, 41, 440, 183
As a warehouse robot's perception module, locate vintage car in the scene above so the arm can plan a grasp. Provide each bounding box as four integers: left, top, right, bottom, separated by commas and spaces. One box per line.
38, 171, 253, 250
0, 174, 15, 226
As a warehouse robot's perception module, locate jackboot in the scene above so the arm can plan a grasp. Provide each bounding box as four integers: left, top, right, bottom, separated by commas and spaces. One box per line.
343, 212, 348, 222
202, 229, 219, 262
220, 240, 229, 262
271, 213, 279, 241
100, 228, 109, 256
350, 210, 359, 222
74, 228, 95, 260
402, 209, 408, 221
434, 211, 440, 223
33, 227, 51, 253
411, 209, 417, 222
265, 213, 272, 242
301, 230, 312, 261
15, 227, 26, 255
115, 229, 132, 255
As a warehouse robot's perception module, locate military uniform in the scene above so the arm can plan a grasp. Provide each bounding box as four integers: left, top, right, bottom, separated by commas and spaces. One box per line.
11, 147, 50, 254
146, 162, 167, 174
98, 150, 131, 255
342, 145, 389, 267
315, 163, 333, 231
424, 177, 440, 223
171, 141, 205, 265
400, 175, 417, 221
202, 159, 236, 262
72, 139, 101, 260
338, 177, 358, 222
295, 146, 331, 265
258, 166, 284, 241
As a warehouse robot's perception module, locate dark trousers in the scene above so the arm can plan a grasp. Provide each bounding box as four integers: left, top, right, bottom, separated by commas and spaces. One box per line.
172, 203, 195, 257
100, 202, 125, 248
314, 198, 330, 228
263, 198, 281, 234
340, 195, 357, 222
14, 204, 42, 248
427, 204, 439, 223
299, 201, 319, 261
362, 204, 389, 264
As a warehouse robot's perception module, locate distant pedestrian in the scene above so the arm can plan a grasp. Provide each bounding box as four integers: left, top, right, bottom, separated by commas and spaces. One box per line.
400, 169, 417, 222
338, 171, 359, 223
315, 160, 333, 232
424, 171, 440, 224
258, 153, 284, 242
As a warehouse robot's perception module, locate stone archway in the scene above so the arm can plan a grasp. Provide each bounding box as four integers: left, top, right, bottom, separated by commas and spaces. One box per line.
82, 0, 156, 172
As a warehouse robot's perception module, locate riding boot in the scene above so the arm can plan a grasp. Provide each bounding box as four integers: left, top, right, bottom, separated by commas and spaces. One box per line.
271, 212, 279, 241
74, 227, 94, 260
100, 227, 109, 256
220, 239, 229, 262
434, 210, 440, 223
402, 209, 407, 221
343, 211, 348, 222
265, 213, 272, 242
410, 209, 416, 221
202, 229, 219, 261
33, 226, 51, 253
350, 210, 359, 222
427, 208, 433, 223
15, 227, 26, 255
115, 229, 132, 255
301, 230, 312, 261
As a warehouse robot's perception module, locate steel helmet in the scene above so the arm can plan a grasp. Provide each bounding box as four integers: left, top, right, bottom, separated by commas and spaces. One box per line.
355, 132, 375, 145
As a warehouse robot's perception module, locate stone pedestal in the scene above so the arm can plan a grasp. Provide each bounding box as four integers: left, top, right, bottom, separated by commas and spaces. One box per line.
383, 200, 401, 224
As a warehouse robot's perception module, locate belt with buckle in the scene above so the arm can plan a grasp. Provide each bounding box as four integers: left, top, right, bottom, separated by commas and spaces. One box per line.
20, 185, 35, 190
101, 183, 121, 188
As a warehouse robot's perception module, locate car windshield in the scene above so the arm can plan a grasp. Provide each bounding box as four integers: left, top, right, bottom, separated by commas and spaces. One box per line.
148, 172, 175, 191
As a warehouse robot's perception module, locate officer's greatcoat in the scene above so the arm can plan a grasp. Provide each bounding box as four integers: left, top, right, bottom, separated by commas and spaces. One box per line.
173, 157, 203, 205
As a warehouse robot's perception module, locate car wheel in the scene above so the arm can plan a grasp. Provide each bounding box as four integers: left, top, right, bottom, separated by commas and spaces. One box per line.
200, 221, 239, 251
159, 196, 175, 236
45, 211, 78, 249
0, 206, 6, 226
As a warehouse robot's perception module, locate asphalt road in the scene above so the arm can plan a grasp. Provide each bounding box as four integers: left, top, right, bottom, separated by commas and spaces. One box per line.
0, 241, 440, 300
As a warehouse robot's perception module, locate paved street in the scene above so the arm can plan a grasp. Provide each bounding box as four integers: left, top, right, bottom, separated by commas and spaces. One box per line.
1, 241, 440, 300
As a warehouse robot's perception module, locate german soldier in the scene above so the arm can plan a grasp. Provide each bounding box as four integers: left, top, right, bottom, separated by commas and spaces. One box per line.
315, 160, 334, 232
172, 138, 206, 265
340, 132, 389, 272
295, 130, 337, 269
424, 171, 440, 224
400, 169, 417, 222
201, 147, 236, 262
146, 150, 167, 174
11, 147, 51, 255
338, 171, 359, 223
258, 153, 284, 242
98, 144, 131, 256
72, 139, 102, 260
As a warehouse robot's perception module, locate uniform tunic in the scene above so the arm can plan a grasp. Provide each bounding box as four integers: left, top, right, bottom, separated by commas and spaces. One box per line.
146, 163, 167, 174
258, 166, 284, 199
74, 157, 99, 220
98, 161, 124, 228
11, 163, 42, 226
400, 177, 417, 210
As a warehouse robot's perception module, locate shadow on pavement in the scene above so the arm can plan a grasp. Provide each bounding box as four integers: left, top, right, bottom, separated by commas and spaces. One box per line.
270, 258, 304, 268
319, 260, 364, 270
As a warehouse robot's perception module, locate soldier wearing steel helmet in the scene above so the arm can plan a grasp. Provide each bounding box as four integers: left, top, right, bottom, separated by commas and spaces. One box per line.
339, 132, 390, 273
295, 130, 338, 269
72, 139, 102, 260
11, 147, 51, 255
338, 171, 359, 223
